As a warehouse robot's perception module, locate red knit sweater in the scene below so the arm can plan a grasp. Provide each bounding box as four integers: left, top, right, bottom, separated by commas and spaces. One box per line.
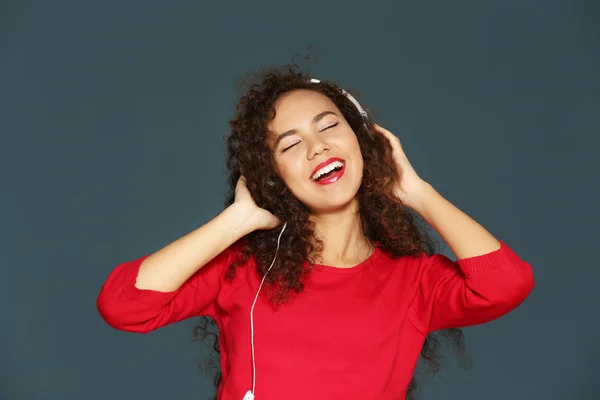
97, 240, 534, 400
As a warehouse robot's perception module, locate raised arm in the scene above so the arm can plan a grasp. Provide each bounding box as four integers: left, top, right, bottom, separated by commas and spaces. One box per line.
96, 177, 280, 333
371, 124, 534, 332
408, 184, 534, 332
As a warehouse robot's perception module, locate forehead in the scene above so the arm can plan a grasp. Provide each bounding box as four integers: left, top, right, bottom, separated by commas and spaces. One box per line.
269, 89, 338, 130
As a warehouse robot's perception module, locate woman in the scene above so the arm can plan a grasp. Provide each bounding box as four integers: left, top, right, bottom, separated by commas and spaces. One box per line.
97, 65, 534, 400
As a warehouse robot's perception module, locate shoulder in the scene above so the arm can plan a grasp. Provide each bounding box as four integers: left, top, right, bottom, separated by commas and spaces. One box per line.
375, 245, 454, 283
217, 238, 258, 280
190, 239, 252, 283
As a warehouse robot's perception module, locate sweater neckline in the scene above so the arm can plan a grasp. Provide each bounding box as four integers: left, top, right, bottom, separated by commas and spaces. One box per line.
309, 245, 383, 274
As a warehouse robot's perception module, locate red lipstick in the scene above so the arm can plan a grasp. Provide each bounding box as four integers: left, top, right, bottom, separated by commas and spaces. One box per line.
310, 157, 345, 178
310, 157, 346, 185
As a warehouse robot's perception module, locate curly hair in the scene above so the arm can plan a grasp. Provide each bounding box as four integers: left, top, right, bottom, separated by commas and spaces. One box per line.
193, 61, 471, 400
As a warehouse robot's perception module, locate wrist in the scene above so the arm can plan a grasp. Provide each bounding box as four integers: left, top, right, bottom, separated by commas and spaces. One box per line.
406, 182, 438, 215
224, 203, 257, 237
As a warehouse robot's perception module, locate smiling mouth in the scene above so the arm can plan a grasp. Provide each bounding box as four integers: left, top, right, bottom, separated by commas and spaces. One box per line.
310, 160, 346, 185
310, 157, 346, 180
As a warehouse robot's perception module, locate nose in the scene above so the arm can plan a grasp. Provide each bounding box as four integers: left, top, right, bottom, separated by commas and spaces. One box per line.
307, 137, 329, 159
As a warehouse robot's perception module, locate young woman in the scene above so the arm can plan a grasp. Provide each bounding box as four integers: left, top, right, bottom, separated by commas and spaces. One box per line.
97, 66, 534, 400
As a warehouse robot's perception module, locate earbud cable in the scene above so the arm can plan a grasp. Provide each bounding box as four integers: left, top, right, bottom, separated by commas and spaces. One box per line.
247, 221, 287, 398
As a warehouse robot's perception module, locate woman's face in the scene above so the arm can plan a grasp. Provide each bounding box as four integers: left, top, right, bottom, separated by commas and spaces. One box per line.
268, 89, 364, 214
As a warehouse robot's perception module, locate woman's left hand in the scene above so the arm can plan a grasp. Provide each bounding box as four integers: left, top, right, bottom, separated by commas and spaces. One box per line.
373, 124, 432, 209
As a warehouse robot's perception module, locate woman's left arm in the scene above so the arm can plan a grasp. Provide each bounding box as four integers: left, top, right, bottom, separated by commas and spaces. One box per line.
410, 183, 501, 260
410, 183, 535, 331
373, 124, 535, 331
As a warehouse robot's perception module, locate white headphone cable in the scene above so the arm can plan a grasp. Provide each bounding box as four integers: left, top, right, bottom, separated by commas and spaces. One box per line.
243, 221, 287, 400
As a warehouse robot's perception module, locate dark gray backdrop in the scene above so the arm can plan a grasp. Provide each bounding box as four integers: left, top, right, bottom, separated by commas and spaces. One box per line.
2, 1, 598, 399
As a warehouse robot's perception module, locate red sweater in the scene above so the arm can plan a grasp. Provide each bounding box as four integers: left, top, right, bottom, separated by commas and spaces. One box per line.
97, 240, 534, 400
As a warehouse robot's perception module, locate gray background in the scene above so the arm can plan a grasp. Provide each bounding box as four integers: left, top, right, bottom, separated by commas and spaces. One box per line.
2, 1, 598, 399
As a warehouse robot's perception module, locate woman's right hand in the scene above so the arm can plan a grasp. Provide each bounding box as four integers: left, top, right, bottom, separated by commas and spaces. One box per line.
233, 176, 281, 231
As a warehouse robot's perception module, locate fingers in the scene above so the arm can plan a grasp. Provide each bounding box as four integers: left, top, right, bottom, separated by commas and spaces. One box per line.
374, 123, 396, 139
374, 124, 402, 146
271, 214, 281, 229
373, 124, 409, 161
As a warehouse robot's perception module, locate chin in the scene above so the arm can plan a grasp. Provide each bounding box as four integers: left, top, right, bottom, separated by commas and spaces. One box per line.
302, 191, 360, 214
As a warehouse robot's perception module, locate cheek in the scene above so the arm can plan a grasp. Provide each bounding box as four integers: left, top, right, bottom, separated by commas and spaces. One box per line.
345, 135, 363, 160
278, 159, 305, 183
347, 137, 365, 174
279, 166, 291, 182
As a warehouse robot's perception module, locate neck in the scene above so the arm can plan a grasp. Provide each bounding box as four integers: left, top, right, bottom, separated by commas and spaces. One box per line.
309, 199, 374, 267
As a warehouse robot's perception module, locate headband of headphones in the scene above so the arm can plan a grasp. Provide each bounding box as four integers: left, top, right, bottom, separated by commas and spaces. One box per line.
309, 78, 369, 123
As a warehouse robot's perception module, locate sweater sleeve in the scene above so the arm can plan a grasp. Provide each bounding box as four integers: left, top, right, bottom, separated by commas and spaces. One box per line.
409, 240, 535, 334
96, 243, 240, 333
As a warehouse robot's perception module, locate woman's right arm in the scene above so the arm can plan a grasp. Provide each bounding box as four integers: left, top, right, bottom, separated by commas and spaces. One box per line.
96, 203, 254, 333
96, 177, 281, 333
136, 203, 255, 293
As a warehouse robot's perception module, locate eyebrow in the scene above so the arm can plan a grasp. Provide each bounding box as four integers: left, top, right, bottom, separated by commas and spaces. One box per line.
273, 111, 337, 150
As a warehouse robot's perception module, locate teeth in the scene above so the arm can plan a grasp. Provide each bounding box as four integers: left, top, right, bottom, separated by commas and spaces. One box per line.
311, 161, 344, 180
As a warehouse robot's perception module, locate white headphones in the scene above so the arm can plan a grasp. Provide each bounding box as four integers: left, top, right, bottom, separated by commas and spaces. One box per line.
243, 78, 369, 400
309, 78, 369, 123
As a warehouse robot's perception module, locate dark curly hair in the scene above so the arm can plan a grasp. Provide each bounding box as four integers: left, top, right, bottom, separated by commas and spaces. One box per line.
193, 59, 471, 400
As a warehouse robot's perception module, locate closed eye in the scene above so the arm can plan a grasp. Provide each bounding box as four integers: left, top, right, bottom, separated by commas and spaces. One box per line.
320, 122, 338, 132
282, 123, 338, 152
282, 142, 299, 152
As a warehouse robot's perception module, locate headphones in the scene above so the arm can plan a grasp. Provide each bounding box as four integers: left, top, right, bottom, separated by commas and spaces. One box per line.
310, 78, 369, 129
243, 78, 369, 400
